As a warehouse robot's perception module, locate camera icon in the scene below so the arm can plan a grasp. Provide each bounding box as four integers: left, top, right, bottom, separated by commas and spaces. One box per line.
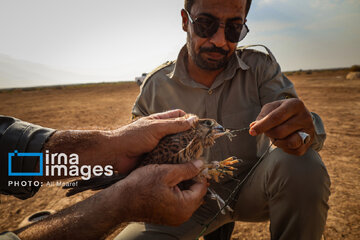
8, 150, 43, 176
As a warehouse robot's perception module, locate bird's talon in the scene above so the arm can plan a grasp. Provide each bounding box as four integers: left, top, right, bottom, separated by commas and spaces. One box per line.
220, 157, 239, 166
224, 166, 237, 170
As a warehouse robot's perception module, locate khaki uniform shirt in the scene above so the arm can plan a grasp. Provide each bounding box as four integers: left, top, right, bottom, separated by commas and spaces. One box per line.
132, 45, 325, 168
0, 232, 21, 240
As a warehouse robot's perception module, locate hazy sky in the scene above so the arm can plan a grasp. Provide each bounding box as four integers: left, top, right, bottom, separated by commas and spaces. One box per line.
0, 0, 359, 83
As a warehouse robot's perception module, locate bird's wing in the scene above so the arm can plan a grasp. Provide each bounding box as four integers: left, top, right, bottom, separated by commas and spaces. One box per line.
142, 129, 195, 165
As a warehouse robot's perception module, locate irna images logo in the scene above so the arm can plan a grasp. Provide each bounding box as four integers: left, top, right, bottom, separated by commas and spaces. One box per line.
8, 150, 113, 180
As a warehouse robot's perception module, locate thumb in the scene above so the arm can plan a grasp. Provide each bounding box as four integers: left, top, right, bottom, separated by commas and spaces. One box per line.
156, 115, 198, 137
150, 109, 187, 119
165, 160, 204, 186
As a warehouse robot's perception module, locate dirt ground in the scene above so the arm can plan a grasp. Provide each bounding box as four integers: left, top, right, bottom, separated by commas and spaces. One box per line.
0, 69, 359, 239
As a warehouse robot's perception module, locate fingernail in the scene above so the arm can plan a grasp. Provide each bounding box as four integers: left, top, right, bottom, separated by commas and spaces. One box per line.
249, 127, 257, 136
192, 160, 204, 169
187, 115, 198, 126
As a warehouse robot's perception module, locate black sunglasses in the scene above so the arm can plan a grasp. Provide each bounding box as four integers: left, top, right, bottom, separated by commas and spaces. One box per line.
184, 9, 249, 43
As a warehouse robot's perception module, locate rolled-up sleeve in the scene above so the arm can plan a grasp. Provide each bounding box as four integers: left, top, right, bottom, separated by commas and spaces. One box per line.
0, 116, 55, 199
0, 231, 21, 240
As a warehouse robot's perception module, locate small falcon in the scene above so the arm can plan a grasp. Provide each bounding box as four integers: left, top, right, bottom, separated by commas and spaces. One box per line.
64, 115, 239, 197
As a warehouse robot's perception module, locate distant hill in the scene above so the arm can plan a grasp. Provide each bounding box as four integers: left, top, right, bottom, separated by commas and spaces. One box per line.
0, 54, 120, 89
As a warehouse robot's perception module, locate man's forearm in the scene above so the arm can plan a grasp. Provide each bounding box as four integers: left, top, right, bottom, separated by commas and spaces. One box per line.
36, 129, 128, 181
44, 129, 119, 169
16, 180, 129, 240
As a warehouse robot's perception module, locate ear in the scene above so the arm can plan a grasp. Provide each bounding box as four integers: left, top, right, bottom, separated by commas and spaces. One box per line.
181, 9, 188, 32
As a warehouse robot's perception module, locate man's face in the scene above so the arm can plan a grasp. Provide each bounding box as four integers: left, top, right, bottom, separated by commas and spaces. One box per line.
182, 0, 247, 71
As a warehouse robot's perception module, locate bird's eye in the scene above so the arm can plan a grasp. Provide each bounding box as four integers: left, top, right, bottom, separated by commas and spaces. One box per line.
204, 120, 213, 126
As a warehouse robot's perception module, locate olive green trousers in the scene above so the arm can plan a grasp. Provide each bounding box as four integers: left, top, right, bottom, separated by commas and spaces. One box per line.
115, 148, 331, 240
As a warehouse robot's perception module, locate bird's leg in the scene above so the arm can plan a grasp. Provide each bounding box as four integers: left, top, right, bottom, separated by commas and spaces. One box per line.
205, 157, 240, 182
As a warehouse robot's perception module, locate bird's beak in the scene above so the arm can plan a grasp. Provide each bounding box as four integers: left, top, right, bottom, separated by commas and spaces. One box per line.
212, 124, 226, 138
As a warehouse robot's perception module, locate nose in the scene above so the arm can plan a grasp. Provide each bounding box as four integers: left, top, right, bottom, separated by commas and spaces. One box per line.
209, 23, 227, 48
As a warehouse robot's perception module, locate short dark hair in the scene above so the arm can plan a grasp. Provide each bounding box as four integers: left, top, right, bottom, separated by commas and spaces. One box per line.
185, 0, 252, 16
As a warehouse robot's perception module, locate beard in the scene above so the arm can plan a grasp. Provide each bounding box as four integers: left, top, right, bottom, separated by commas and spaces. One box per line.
186, 35, 232, 71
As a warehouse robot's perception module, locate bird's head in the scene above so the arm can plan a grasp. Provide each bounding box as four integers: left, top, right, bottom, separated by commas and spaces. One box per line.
184, 114, 231, 143
196, 119, 227, 139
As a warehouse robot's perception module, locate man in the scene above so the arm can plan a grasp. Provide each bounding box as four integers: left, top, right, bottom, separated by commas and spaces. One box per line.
118, 0, 331, 239
0, 110, 208, 240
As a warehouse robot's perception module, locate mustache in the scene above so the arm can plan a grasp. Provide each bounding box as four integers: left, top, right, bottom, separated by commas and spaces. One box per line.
199, 46, 229, 56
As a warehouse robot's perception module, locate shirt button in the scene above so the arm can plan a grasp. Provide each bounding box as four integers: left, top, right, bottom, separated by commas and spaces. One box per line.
208, 90, 213, 95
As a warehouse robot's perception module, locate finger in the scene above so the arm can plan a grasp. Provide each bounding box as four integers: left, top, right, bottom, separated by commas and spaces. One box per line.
252, 105, 293, 135
154, 117, 196, 137
272, 132, 303, 150
281, 143, 309, 156
255, 101, 282, 121
165, 160, 204, 186
150, 109, 187, 119
262, 116, 302, 139
250, 100, 301, 136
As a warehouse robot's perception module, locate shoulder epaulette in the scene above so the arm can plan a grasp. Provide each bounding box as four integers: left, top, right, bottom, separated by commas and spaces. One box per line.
237, 44, 276, 62
140, 61, 175, 88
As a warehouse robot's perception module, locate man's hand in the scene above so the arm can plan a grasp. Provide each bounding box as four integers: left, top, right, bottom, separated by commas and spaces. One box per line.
113, 109, 198, 172
17, 160, 207, 240
249, 98, 315, 156
121, 160, 208, 226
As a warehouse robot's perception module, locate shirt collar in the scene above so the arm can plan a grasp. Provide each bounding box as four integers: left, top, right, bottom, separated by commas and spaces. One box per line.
168, 45, 249, 90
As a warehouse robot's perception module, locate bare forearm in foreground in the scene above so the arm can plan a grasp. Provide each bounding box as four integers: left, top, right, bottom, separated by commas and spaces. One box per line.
17, 161, 207, 240
16, 181, 127, 240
